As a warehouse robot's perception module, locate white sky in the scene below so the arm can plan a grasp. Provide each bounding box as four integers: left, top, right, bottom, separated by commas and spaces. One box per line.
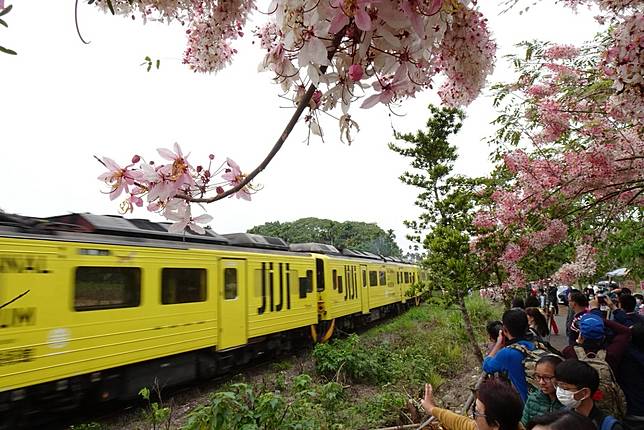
0, 1, 600, 252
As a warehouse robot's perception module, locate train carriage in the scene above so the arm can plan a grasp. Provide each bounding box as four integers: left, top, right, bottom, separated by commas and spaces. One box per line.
0, 212, 422, 426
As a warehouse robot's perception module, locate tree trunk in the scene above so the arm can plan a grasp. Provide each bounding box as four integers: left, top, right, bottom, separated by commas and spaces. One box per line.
458, 296, 484, 363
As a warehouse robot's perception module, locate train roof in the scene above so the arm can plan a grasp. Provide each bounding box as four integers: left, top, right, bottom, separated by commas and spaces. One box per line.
0, 212, 417, 264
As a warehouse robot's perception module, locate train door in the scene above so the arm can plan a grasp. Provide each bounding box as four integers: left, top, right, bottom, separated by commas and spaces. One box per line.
217, 259, 247, 350
360, 264, 369, 314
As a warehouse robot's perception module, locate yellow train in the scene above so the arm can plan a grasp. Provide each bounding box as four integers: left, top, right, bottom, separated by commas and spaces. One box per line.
0, 212, 422, 424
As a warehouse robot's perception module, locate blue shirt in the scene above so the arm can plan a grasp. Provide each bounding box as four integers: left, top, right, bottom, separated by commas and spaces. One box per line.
483, 339, 535, 403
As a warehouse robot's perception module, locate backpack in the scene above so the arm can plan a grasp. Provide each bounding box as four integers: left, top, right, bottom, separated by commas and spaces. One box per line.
600, 415, 618, 430
507, 341, 561, 390
574, 346, 627, 419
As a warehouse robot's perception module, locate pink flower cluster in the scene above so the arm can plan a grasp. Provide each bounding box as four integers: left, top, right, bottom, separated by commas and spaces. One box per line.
553, 243, 597, 284
97, 143, 252, 233
603, 13, 644, 122
437, 7, 497, 106
544, 44, 580, 60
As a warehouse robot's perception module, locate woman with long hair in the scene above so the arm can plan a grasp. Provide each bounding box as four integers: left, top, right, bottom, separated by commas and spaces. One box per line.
526, 307, 549, 340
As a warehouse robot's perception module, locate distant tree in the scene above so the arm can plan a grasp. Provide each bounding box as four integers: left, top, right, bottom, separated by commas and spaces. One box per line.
248, 217, 403, 257
391, 105, 489, 362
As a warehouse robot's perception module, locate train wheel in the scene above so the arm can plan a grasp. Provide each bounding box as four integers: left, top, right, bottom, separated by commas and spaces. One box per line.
311, 319, 336, 343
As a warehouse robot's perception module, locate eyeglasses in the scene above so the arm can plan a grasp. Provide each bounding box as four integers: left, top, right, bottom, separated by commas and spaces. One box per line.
534, 374, 555, 383
470, 405, 487, 419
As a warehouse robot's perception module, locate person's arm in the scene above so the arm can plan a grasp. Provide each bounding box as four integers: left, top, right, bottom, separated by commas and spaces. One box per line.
483, 347, 508, 373
432, 408, 477, 430
422, 384, 477, 430
612, 308, 629, 325
520, 396, 533, 426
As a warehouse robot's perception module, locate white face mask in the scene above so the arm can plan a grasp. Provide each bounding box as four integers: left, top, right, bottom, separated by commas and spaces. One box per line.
556, 386, 585, 408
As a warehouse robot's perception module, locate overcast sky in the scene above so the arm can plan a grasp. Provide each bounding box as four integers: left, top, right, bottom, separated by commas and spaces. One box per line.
0, 1, 600, 252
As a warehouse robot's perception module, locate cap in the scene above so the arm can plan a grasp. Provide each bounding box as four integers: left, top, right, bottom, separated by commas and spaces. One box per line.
579, 313, 605, 340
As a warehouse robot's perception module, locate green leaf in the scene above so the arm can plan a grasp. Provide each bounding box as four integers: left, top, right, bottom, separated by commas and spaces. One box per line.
0, 45, 17, 55
0, 18, 6, 27
156, 59, 160, 69
105, 0, 115, 15
0, 5, 13, 17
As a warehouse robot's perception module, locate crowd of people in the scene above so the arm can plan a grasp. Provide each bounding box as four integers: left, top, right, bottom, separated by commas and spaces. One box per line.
421, 285, 644, 430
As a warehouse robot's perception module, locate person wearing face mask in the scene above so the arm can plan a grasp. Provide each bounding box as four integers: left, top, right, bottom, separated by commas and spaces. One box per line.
520, 355, 564, 426
421, 377, 524, 430
554, 359, 625, 430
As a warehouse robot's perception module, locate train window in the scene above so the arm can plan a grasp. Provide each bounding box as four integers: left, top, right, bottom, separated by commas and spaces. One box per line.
299, 270, 313, 298
224, 268, 238, 300
162, 268, 207, 304
362, 270, 367, 288
379, 271, 386, 286
338, 275, 343, 294
369, 270, 378, 287
404, 272, 409, 283
332, 269, 337, 290
75, 267, 141, 311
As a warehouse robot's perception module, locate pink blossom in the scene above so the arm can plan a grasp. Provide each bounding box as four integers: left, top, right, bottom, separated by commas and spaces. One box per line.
329, 0, 375, 34
473, 211, 496, 229
222, 158, 252, 201
97, 157, 144, 201
348, 64, 363, 81
164, 199, 214, 234
361, 67, 410, 108
544, 44, 580, 60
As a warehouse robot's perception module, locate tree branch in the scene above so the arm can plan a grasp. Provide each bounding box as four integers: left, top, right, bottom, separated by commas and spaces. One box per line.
183, 28, 348, 204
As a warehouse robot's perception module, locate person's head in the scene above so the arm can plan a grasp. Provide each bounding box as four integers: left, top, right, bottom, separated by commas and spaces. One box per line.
474, 377, 523, 430
526, 410, 596, 430
619, 294, 636, 312
511, 297, 525, 309
569, 291, 588, 312
634, 293, 643, 308
554, 359, 599, 410
577, 313, 605, 351
620, 287, 632, 296
534, 355, 563, 396
486, 320, 503, 342
525, 307, 549, 338
632, 323, 644, 351
525, 296, 540, 308
502, 308, 528, 340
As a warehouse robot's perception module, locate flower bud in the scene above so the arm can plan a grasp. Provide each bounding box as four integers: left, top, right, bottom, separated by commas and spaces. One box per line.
132, 155, 141, 163
348, 64, 363, 81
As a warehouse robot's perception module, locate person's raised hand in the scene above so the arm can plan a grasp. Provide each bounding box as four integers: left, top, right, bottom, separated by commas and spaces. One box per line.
421, 383, 436, 415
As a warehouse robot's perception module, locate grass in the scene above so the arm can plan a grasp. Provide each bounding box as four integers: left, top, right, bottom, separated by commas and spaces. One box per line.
89, 296, 500, 430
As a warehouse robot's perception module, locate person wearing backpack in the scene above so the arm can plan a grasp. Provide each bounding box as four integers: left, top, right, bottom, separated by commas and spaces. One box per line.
563, 305, 631, 375
521, 355, 564, 426
617, 323, 644, 430
562, 312, 629, 418
483, 309, 535, 403
554, 359, 625, 430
